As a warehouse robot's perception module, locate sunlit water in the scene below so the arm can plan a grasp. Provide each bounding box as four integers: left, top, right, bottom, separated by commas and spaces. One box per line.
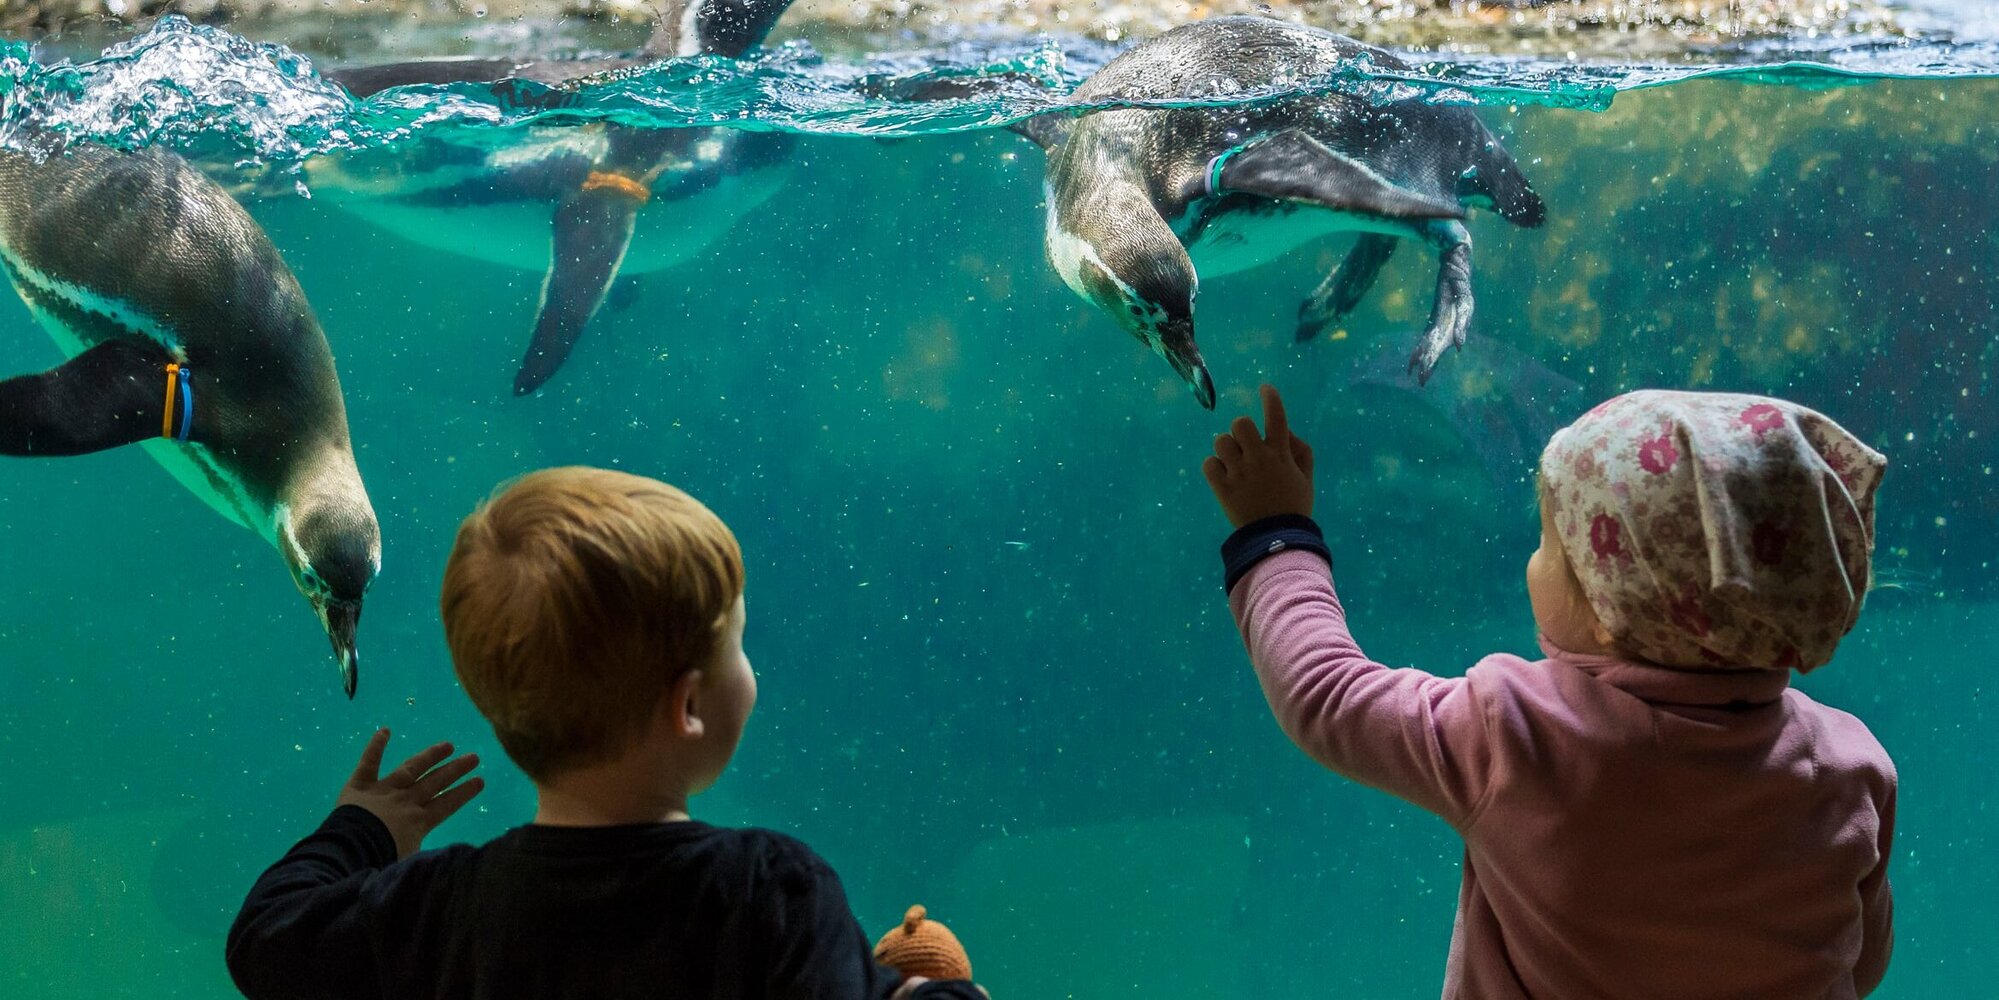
0, 9, 1994, 997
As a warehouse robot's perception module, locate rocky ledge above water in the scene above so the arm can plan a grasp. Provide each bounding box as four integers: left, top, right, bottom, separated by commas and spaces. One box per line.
1, 1, 1912, 60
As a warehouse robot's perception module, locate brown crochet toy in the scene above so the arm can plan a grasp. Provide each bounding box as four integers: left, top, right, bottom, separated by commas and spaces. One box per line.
874, 905, 972, 980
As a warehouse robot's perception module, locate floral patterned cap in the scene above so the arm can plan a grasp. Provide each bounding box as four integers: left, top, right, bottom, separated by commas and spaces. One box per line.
1540, 390, 1886, 672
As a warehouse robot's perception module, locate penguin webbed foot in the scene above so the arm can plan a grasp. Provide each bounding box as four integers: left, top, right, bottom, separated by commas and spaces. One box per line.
1408, 227, 1474, 386
1297, 234, 1398, 343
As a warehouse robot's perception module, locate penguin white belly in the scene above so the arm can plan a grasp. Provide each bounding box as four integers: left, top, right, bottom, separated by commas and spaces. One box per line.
329, 199, 552, 271
1181, 204, 1413, 278
319, 160, 794, 276
137, 439, 268, 538
20, 300, 267, 538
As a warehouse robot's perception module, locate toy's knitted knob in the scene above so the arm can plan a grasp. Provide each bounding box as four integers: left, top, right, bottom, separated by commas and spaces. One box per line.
875, 903, 972, 980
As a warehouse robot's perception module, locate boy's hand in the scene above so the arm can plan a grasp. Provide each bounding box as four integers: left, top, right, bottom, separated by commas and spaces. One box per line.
1202, 383, 1315, 528
336, 728, 485, 860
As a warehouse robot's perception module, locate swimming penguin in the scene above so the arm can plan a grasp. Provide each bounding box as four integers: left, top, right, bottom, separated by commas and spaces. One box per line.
277, 0, 797, 395
0, 143, 380, 698
992, 17, 1545, 407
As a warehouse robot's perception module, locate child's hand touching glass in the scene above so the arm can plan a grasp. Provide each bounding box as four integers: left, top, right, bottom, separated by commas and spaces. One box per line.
1202, 384, 1315, 528
336, 728, 485, 859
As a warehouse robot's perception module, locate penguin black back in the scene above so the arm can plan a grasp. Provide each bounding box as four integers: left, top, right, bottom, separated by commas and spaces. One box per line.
0, 145, 350, 505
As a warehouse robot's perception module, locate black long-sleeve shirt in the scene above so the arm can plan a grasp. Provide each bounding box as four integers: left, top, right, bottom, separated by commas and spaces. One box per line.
228, 805, 983, 1000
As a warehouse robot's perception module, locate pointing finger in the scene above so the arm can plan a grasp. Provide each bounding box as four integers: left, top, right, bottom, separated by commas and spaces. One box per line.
349, 728, 390, 786
1260, 384, 1290, 444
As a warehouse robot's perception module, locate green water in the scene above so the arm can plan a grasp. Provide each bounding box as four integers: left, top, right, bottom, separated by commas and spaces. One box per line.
1, 20, 1997, 998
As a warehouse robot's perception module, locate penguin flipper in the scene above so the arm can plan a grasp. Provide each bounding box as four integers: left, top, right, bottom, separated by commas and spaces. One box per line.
514, 187, 644, 396
1298, 234, 1398, 342
1215, 130, 1465, 222
0, 338, 177, 457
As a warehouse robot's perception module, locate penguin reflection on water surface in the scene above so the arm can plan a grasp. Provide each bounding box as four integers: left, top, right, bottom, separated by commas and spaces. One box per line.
284, 0, 797, 396
0, 144, 379, 698
1000, 17, 1546, 407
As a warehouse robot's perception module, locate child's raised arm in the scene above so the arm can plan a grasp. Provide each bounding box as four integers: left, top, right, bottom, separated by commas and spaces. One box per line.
226, 730, 483, 999
1203, 386, 1494, 827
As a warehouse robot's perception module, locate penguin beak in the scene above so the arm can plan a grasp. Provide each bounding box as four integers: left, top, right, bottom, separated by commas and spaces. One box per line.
319, 599, 362, 699
1159, 317, 1216, 410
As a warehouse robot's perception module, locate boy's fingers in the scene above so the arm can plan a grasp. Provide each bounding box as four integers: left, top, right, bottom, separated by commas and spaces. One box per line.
1200, 455, 1227, 489
1290, 434, 1314, 478
412, 753, 481, 799
387, 742, 455, 787
424, 776, 485, 826
349, 728, 390, 785
1228, 415, 1260, 448
1260, 384, 1289, 443
1212, 433, 1242, 463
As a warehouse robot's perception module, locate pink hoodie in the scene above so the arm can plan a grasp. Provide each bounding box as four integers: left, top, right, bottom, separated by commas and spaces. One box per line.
1231, 549, 1896, 1000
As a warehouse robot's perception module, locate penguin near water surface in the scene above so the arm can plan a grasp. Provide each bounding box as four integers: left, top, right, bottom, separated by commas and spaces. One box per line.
0, 144, 380, 698
993, 17, 1547, 408
279, 0, 798, 396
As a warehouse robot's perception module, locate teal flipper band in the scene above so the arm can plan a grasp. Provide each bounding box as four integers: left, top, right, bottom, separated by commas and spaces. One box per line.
1205, 140, 1255, 197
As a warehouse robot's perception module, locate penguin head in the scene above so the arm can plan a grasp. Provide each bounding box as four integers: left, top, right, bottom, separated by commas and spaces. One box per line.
1044, 172, 1214, 407
280, 498, 382, 699
1068, 246, 1214, 409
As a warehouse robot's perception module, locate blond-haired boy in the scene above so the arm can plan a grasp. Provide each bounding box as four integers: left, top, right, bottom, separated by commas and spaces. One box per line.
228, 467, 983, 999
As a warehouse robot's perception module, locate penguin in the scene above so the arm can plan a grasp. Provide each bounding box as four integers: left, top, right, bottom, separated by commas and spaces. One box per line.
269, 0, 797, 396
0, 143, 380, 698
980, 17, 1546, 408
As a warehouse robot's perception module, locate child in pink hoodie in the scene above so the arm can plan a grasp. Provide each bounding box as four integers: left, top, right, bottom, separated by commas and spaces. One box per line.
1202, 386, 1895, 1000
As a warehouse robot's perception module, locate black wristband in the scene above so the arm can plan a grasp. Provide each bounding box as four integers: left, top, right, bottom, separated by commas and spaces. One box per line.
1221, 514, 1330, 594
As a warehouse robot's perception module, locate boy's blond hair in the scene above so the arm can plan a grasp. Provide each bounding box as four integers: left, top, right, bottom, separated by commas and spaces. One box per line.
440, 467, 744, 781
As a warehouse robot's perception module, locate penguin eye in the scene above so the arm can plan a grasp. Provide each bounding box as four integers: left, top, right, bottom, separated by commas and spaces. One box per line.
302, 568, 325, 591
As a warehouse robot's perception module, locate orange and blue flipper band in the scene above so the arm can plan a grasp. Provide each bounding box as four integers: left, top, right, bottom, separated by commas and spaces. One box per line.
162, 363, 193, 443
581, 170, 652, 205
